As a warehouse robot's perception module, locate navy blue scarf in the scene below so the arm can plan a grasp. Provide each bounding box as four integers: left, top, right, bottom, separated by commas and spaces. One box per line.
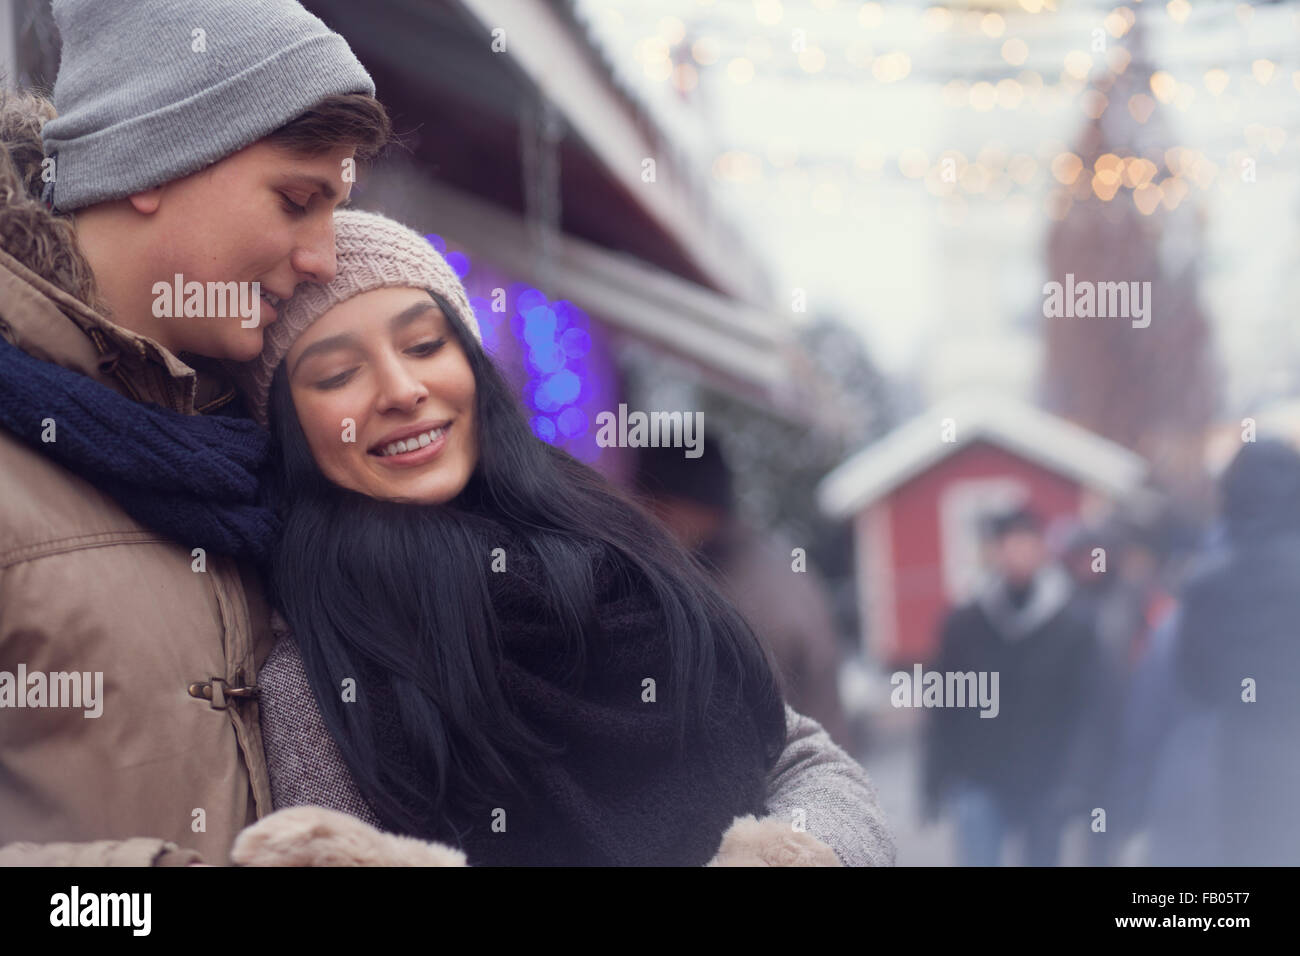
0, 336, 278, 563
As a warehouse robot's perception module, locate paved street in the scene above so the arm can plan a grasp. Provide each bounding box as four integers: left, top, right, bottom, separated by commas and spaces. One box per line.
855, 712, 956, 867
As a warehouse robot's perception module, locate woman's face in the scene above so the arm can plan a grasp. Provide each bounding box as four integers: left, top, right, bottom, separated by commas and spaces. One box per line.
285, 286, 479, 504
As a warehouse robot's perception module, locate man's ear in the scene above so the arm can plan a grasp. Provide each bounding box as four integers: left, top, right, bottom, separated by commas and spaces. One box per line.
127, 187, 163, 215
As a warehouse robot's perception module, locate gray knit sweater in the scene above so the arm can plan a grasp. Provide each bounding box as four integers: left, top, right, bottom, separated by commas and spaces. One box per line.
258, 636, 896, 866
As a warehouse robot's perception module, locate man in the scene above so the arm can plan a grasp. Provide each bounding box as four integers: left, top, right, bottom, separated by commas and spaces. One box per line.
0, 0, 388, 864
921, 506, 1098, 866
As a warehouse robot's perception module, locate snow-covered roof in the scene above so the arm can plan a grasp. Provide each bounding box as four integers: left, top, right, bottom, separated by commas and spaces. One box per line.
817, 391, 1148, 518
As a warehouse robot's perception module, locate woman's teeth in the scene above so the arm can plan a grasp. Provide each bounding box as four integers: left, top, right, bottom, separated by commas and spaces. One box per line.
378, 425, 447, 457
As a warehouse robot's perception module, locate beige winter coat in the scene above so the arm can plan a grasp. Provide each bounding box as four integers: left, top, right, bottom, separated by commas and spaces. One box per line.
0, 245, 275, 865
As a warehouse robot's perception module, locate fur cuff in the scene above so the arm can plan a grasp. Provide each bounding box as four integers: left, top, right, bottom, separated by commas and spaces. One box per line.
231, 807, 843, 866
231, 807, 467, 867
706, 815, 844, 867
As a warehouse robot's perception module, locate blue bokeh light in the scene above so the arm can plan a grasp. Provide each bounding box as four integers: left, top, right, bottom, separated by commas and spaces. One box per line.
522, 307, 557, 349
541, 369, 581, 406
560, 327, 591, 359
436, 247, 606, 452
532, 380, 562, 413
532, 415, 557, 443
518, 288, 548, 314
557, 406, 587, 438
445, 251, 470, 279
528, 341, 567, 374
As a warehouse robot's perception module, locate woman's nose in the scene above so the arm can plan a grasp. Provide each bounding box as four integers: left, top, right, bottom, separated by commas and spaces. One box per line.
374, 357, 428, 413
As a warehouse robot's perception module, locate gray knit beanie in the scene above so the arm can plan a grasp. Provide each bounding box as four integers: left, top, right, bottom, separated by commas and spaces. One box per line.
41, 0, 375, 211
241, 209, 483, 427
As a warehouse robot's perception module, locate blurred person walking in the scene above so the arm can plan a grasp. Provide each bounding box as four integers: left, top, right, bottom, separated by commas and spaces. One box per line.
1060, 518, 1177, 864
1122, 439, 1300, 865
922, 506, 1099, 866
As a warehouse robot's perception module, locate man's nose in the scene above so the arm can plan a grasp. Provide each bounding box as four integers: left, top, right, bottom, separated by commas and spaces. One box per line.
292, 216, 338, 286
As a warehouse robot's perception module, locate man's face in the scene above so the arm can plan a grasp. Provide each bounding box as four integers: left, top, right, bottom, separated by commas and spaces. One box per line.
645, 497, 724, 552
131, 141, 355, 362
993, 529, 1046, 586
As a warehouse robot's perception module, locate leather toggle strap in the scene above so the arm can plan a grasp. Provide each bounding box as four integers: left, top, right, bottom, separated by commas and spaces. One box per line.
188, 672, 258, 710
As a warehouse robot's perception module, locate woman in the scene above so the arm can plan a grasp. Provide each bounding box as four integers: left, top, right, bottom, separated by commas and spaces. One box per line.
235, 210, 889, 866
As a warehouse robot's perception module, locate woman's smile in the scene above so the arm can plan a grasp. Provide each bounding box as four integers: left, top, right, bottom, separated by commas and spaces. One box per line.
368, 420, 453, 467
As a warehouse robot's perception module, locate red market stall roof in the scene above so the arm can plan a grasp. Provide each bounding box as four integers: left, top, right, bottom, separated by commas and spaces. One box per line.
817, 391, 1149, 520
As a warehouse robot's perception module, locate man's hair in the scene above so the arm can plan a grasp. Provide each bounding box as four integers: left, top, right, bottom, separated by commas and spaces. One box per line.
1222, 437, 1300, 541
985, 505, 1043, 541
633, 442, 735, 516
0, 90, 101, 308
264, 93, 391, 162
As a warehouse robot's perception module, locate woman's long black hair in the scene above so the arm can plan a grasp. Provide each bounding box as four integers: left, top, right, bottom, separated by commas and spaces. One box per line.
267, 290, 788, 840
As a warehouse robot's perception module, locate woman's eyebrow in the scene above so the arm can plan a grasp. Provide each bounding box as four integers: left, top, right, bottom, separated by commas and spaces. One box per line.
289, 304, 443, 377
390, 301, 442, 333
289, 333, 360, 377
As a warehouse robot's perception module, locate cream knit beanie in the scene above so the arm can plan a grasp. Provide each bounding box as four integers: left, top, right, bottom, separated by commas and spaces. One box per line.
241, 209, 481, 426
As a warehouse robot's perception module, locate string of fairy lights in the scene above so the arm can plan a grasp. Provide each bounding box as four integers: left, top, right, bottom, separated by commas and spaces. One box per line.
578, 0, 1300, 223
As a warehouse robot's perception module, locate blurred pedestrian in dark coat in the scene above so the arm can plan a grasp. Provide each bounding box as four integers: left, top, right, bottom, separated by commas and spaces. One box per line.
922, 506, 1099, 866
1141, 439, 1300, 865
